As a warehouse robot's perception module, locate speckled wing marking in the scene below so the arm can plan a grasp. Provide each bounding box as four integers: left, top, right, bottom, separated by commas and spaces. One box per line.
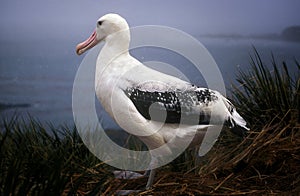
124, 87, 218, 125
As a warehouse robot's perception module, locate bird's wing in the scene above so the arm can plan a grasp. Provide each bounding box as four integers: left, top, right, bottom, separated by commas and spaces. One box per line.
123, 80, 220, 125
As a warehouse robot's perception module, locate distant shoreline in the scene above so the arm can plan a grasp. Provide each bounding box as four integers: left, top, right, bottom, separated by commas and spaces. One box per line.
197, 33, 297, 42
0, 102, 30, 112
198, 26, 300, 42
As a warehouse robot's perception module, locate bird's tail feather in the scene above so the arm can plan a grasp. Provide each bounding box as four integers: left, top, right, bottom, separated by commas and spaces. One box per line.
230, 108, 249, 137
222, 97, 249, 136
231, 108, 249, 130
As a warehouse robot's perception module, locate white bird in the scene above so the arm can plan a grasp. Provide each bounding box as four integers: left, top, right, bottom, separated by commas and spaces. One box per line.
76, 13, 249, 190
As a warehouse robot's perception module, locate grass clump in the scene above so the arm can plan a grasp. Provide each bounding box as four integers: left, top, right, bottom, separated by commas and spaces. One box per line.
231, 48, 299, 127
0, 117, 115, 195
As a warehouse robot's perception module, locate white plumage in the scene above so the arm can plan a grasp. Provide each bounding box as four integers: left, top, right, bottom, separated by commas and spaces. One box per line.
76, 13, 249, 190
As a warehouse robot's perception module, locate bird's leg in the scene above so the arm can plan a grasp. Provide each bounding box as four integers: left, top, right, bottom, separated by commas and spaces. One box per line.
145, 156, 158, 190
145, 169, 156, 190
143, 170, 150, 176
194, 145, 201, 166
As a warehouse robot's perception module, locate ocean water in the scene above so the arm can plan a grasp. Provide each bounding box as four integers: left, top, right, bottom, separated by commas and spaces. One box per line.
0, 36, 299, 128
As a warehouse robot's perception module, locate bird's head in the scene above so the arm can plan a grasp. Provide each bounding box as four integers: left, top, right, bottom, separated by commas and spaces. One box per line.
76, 13, 129, 55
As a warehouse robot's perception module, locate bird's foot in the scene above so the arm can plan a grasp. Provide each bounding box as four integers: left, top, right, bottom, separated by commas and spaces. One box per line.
113, 171, 144, 195
113, 170, 144, 179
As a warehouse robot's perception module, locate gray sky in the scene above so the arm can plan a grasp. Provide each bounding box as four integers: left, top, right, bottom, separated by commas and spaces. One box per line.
1, 0, 300, 40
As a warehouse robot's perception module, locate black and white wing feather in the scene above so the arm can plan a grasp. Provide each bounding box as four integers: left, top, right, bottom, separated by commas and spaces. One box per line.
124, 83, 219, 125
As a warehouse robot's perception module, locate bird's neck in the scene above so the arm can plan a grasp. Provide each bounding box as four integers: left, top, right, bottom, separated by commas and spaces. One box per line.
95, 29, 131, 91
98, 29, 130, 66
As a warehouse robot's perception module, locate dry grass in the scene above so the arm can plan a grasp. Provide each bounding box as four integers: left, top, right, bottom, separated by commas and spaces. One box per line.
1, 112, 299, 195
101, 111, 299, 195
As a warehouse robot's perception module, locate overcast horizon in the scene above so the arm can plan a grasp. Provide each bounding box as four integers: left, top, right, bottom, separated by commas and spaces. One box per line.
1, 0, 300, 41
1, 0, 300, 127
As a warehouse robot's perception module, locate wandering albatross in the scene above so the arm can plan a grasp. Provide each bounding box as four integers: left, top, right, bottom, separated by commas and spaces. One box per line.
76, 13, 249, 190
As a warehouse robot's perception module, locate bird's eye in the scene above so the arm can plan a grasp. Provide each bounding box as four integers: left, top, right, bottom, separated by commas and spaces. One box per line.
98, 21, 103, 26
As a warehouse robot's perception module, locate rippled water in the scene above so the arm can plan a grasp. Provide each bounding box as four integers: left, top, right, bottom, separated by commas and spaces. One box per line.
0, 36, 299, 128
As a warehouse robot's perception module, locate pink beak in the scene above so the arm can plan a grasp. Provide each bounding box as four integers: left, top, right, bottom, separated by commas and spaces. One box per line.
76, 30, 100, 55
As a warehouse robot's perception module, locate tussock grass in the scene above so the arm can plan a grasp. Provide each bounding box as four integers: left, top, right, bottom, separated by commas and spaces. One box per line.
232, 48, 299, 128
0, 117, 115, 195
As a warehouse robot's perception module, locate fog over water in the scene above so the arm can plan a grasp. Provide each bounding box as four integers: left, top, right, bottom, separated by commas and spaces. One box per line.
1, 0, 300, 39
0, 1, 299, 127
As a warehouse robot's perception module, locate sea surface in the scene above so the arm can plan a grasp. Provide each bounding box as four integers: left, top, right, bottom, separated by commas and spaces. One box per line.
0, 36, 299, 128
